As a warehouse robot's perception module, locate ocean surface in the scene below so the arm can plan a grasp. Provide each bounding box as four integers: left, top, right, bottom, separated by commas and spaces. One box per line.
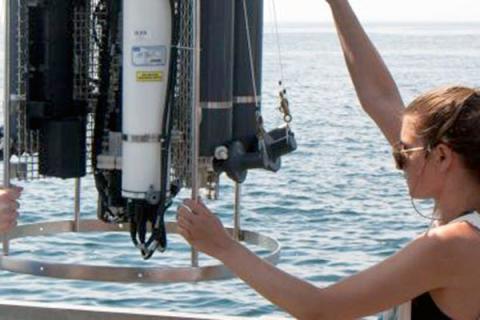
1, 22, 480, 319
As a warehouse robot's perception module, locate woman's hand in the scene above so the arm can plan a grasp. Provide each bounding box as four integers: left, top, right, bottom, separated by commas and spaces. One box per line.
0, 186, 22, 234
176, 199, 235, 259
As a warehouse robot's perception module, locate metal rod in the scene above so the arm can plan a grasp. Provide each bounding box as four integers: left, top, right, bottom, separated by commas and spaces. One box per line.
2, 0, 12, 256
73, 178, 81, 232
233, 183, 241, 241
190, 0, 201, 268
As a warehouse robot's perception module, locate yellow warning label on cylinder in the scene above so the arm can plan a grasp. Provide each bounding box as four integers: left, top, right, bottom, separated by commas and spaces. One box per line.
136, 71, 163, 82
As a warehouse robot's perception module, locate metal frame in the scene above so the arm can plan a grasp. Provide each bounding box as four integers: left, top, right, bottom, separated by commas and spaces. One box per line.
234, 183, 241, 241
0, 0, 282, 285
0, 219, 280, 283
2, 0, 12, 256
0, 299, 286, 320
190, 0, 201, 267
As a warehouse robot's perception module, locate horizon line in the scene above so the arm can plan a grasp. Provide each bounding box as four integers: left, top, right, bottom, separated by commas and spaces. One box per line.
265, 20, 480, 24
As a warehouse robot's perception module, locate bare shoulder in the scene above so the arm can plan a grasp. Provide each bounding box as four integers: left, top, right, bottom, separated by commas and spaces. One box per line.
419, 222, 480, 283
317, 221, 477, 318
424, 221, 480, 246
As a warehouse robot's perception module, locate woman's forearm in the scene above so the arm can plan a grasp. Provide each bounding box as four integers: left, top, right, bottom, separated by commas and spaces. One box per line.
177, 200, 328, 318
328, 0, 403, 145
218, 241, 325, 320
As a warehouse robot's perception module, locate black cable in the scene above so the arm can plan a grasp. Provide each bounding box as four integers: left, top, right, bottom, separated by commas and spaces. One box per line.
92, 0, 120, 221
142, 0, 181, 258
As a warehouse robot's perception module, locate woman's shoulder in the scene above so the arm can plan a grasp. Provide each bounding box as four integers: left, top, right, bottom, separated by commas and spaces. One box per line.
382, 224, 470, 285
409, 220, 478, 261
417, 217, 480, 280
425, 214, 480, 244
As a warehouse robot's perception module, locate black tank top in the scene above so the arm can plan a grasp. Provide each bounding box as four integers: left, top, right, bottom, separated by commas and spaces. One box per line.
411, 292, 451, 320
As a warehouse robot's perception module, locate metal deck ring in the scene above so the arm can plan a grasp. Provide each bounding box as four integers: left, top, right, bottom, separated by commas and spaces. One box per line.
0, 220, 281, 283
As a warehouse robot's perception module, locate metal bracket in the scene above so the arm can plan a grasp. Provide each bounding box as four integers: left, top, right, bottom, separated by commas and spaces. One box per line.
146, 185, 161, 205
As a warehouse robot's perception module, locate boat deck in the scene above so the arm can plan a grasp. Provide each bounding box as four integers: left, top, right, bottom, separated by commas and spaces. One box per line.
0, 299, 286, 320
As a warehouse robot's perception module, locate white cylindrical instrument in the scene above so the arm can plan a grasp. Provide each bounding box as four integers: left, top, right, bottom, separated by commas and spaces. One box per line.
122, 0, 172, 200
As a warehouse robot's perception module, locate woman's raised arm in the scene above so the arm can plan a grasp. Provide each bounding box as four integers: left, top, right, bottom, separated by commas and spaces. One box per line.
327, 0, 404, 145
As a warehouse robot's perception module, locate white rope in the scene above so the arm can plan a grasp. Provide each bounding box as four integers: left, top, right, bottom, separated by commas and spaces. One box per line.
271, 0, 285, 84
242, 0, 291, 131
241, 0, 259, 109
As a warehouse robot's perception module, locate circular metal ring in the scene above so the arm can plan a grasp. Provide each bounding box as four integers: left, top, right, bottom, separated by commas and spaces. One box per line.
0, 220, 281, 283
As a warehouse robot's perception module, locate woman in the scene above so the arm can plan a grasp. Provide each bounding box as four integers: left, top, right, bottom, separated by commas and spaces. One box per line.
0, 186, 22, 234
177, 0, 480, 319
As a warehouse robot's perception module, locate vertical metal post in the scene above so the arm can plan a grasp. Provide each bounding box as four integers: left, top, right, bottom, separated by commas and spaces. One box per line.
2, 0, 12, 256
190, 0, 201, 268
73, 178, 81, 232
233, 183, 241, 241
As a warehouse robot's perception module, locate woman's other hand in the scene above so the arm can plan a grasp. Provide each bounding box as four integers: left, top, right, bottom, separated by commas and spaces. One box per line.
0, 186, 22, 233
176, 199, 235, 259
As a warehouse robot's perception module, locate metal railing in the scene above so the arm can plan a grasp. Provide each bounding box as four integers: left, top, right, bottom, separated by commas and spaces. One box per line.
0, 299, 285, 320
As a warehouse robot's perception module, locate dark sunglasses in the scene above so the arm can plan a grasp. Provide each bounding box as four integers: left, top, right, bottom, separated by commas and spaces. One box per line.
392, 142, 425, 170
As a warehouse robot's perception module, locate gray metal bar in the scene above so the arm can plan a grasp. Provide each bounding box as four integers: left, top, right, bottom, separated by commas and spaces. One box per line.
73, 178, 81, 232
233, 183, 241, 241
2, 0, 12, 256
0, 299, 287, 320
190, 0, 201, 268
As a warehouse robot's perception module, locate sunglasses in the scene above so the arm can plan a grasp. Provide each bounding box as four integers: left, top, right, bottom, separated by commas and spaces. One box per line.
392, 142, 426, 170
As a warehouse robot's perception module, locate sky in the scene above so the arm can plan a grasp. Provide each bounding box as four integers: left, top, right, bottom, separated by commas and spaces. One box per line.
1, 1, 479, 25
265, 0, 480, 23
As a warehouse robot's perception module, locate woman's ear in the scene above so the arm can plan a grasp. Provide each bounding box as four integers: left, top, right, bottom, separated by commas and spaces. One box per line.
435, 144, 453, 172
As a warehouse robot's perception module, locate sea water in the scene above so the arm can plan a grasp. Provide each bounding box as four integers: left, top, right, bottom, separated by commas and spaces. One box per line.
0, 21, 479, 319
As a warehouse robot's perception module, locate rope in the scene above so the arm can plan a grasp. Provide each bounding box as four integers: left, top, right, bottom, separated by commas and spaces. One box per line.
271, 0, 285, 84
241, 0, 266, 138
241, 0, 259, 109
269, 0, 292, 125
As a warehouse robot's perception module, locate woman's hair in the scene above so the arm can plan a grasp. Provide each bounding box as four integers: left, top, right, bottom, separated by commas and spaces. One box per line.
404, 86, 480, 179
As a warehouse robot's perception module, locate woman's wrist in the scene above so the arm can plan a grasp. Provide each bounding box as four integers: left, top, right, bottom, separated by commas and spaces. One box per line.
215, 237, 241, 262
